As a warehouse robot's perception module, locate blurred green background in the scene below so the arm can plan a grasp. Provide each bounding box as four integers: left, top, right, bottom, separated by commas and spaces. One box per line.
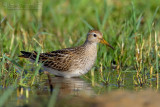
0, 0, 160, 106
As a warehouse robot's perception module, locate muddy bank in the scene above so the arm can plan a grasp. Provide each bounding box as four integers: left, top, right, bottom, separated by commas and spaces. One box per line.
54, 89, 160, 107
24, 89, 160, 107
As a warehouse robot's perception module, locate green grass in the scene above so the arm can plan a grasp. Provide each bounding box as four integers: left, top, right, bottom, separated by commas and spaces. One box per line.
0, 0, 160, 106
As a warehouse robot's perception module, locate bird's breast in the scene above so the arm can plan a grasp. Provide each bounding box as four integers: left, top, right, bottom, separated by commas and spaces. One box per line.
87, 46, 97, 66
71, 43, 97, 72
84, 53, 97, 71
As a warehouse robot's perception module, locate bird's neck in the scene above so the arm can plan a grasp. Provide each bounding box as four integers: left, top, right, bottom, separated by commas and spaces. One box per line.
82, 40, 97, 54
81, 40, 97, 70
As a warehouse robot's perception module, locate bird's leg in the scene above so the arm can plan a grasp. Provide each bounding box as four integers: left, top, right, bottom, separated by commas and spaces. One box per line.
45, 71, 53, 94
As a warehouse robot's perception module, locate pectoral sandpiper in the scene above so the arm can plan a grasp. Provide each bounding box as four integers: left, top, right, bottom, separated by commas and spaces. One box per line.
19, 30, 114, 78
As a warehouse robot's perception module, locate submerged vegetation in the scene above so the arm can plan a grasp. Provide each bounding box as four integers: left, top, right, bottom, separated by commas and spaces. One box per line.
0, 0, 160, 106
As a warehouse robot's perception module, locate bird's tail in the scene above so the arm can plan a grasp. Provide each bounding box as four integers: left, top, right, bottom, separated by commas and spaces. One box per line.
19, 51, 32, 58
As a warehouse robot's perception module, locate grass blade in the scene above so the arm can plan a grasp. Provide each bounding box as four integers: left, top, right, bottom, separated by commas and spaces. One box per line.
48, 85, 60, 107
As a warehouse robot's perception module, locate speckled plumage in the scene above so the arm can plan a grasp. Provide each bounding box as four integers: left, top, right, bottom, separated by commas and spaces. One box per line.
19, 30, 114, 78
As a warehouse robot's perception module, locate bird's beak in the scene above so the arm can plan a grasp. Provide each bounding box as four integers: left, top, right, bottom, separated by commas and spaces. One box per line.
100, 38, 114, 50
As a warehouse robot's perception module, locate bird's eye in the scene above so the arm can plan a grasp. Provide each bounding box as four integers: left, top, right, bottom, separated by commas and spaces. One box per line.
93, 34, 97, 37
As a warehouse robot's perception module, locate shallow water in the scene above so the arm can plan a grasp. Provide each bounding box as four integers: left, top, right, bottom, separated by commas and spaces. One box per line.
1, 71, 160, 107
2, 77, 95, 106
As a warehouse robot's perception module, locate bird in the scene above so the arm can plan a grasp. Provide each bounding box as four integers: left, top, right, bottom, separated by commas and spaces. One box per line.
19, 30, 114, 78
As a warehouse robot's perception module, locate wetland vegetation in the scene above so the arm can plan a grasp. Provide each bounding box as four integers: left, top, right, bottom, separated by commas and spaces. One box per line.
0, 0, 160, 106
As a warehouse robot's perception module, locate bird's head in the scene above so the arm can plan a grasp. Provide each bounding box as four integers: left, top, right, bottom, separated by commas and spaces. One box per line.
87, 30, 114, 49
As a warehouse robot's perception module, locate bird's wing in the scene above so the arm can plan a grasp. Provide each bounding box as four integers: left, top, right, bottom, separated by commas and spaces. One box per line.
39, 49, 75, 71
20, 48, 79, 71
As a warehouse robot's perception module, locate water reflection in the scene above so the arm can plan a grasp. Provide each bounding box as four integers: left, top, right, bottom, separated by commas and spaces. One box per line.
16, 87, 29, 106
46, 77, 95, 96
15, 77, 94, 106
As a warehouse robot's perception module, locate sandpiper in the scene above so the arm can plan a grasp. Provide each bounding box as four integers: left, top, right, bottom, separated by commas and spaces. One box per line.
19, 30, 114, 78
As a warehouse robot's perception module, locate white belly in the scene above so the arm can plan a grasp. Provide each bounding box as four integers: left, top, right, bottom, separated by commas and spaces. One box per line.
43, 66, 89, 78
